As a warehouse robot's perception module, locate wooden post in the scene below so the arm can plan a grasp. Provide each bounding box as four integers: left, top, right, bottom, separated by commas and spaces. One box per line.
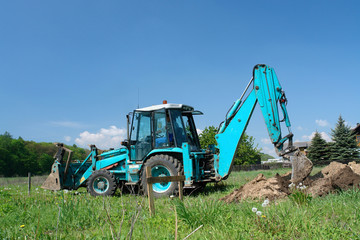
178, 172, 183, 201
146, 166, 155, 216
146, 166, 185, 217
28, 172, 31, 196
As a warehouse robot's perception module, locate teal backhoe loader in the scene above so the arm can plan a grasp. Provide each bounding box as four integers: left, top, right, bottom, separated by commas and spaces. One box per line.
42, 64, 313, 197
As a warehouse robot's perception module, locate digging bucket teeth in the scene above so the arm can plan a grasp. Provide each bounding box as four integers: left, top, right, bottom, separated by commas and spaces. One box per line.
41, 163, 61, 191
290, 150, 313, 183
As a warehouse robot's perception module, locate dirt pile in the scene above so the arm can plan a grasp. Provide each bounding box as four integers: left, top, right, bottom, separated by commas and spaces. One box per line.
349, 161, 360, 175
222, 173, 291, 203
221, 161, 360, 203
307, 161, 360, 197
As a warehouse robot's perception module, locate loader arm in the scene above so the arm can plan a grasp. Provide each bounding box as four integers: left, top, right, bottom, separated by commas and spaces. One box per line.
215, 64, 312, 182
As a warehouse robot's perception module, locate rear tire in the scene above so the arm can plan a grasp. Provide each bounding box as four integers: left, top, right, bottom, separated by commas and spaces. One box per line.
141, 154, 182, 198
87, 170, 117, 197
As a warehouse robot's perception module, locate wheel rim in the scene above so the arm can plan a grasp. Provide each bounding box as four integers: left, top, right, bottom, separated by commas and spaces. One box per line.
93, 176, 109, 194
151, 165, 171, 193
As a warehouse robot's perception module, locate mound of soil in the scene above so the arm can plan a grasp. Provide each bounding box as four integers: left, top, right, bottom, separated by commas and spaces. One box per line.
222, 173, 291, 203
349, 161, 360, 175
222, 161, 360, 203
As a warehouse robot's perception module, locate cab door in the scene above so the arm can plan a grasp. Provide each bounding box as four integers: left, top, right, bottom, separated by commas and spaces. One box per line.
153, 110, 174, 148
130, 111, 153, 160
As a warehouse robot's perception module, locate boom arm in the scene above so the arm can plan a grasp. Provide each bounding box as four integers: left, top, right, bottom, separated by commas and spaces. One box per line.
214, 64, 296, 179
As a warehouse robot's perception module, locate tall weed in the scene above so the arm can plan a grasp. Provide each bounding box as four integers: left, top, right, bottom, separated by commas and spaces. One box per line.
174, 198, 223, 228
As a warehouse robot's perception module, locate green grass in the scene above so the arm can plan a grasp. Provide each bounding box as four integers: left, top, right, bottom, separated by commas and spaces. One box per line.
0, 175, 47, 187
1, 168, 359, 239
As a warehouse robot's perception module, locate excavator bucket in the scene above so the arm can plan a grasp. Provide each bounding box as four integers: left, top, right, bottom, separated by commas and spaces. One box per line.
41, 163, 61, 191
291, 150, 313, 183
42, 143, 73, 191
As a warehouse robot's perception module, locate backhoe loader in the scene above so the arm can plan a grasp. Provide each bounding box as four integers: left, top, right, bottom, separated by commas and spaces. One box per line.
42, 64, 313, 197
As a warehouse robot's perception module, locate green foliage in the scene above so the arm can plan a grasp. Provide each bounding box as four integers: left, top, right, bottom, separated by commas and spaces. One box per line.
0, 132, 88, 177
234, 132, 261, 165
67, 144, 88, 160
288, 183, 312, 206
260, 153, 275, 162
198, 126, 218, 149
174, 198, 223, 228
307, 131, 330, 165
330, 116, 359, 161
199, 126, 261, 165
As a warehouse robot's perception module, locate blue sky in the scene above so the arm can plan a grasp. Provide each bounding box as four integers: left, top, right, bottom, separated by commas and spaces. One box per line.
1, 1, 359, 156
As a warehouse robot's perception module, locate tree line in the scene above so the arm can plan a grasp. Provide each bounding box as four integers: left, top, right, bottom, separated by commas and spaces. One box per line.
0, 132, 88, 177
2, 115, 355, 177
307, 116, 359, 165
0, 128, 267, 177
199, 115, 360, 167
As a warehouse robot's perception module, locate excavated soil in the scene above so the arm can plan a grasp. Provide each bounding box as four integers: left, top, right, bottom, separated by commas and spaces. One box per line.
221, 161, 360, 203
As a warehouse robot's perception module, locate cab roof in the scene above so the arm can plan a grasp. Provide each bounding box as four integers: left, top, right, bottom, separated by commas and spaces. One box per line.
136, 103, 194, 112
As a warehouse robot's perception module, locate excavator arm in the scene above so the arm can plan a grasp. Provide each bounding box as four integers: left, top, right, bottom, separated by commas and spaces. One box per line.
215, 64, 312, 183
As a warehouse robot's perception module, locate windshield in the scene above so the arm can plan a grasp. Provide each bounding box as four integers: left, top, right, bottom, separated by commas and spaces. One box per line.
154, 110, 174, 148
130, 111, 152, 160
169, 110, 200, 151
169, 110, 187, 148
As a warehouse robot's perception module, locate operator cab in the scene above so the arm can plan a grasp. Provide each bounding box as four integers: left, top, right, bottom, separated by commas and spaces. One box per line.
126, 102, 202, 161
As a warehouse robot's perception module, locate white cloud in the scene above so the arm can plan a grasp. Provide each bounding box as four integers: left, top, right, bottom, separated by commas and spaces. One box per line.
196, 129, 203, 135
297, 126, 304, 131
302, 131, 331, 142
75, 126, 127, 149
64, 136, 71, 142
315, 119, 330, 127
261, 138, 272, 144
261, 146, 277, 158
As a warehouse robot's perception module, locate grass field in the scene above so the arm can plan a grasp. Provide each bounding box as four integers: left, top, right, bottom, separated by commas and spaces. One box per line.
1, 168, 360, 239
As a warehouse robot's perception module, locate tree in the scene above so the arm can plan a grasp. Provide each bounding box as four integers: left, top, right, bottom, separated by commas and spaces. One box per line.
0, 132, 15, 176
307, 131, 330, 165
38, 153, 53, 173
330, 116, 359, 161
0, 147, 11, 176
199, 126, 261, 165
234, 132, 261, 165
199, 126, 218, 149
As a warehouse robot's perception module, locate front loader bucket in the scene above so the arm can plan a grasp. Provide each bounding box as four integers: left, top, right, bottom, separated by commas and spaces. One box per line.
291, 150, 313, 183
41, 163, 61, 191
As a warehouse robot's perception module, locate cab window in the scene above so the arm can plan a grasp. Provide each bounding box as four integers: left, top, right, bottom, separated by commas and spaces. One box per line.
154, 110, 174, 147
170, 110, 187, 147
130, 111, 152, 160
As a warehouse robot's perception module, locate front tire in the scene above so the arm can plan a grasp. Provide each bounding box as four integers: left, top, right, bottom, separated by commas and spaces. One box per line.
141, 154, 182, 198
87, 170, 117, 197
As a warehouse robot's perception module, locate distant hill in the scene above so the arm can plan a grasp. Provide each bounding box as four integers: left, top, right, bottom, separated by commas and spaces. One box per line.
260, 153, 275, 162
0, 132, 88, 177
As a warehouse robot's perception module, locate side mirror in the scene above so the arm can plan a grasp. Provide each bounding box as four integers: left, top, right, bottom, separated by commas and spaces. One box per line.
121, 140, 129, 148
